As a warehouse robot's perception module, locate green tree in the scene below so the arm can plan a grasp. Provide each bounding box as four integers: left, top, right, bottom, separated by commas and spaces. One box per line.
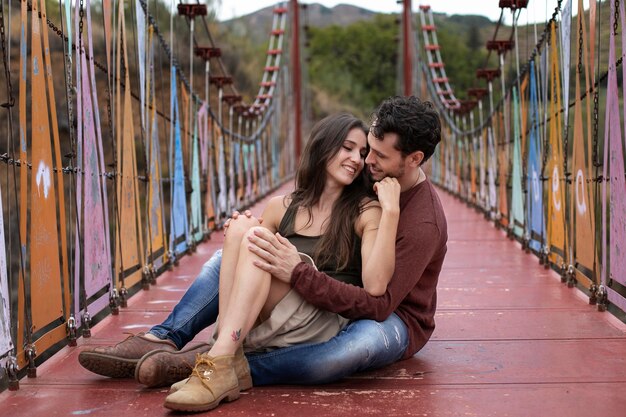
307, 14, 398, 118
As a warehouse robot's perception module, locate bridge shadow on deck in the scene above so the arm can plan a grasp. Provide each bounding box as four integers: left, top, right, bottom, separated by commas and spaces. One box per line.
2, 184, 626, 416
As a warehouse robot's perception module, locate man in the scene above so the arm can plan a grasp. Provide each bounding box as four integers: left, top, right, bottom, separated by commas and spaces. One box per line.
79, 95, 447, 389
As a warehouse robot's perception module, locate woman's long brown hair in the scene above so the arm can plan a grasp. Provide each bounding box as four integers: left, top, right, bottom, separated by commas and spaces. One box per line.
289, 113, 375, 270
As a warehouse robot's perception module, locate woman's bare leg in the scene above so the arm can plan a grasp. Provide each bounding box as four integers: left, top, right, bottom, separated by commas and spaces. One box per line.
209, 226, 290, 357
217, 217, 261, 335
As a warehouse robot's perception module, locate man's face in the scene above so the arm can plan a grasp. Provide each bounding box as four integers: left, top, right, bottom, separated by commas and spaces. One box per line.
365, 131, 407, 182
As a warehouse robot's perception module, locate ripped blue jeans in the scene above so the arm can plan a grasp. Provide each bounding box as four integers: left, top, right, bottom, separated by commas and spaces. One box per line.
150, 250, 409, 385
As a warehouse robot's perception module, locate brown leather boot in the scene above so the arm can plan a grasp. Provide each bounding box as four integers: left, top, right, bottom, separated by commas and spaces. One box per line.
135, 343, 211, 388
78, 333, 177, 378
163, 353, 239, 412
167, 345, 252, 392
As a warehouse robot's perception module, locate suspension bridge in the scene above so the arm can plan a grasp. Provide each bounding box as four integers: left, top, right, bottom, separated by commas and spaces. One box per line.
0, 0, 625, 415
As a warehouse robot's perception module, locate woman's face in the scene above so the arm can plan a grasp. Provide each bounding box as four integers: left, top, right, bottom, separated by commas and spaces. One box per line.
325, 128, 368, 187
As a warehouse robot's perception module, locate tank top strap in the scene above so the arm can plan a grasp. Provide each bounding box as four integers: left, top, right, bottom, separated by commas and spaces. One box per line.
277, 199, 298, 236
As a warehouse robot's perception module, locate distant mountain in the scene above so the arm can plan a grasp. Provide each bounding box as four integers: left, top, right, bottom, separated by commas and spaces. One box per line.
304, 3, 377, 27
221, 3, 378, 43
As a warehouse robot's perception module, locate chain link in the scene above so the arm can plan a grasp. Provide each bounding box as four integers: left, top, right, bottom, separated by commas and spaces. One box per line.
79, 0, 84, 52
60, 0, 75, 164
592, 90, 600, 168
25, 1, 108, 74
615, 0, 620, 35
578, 12, 583, 75
563, 21, 571, 182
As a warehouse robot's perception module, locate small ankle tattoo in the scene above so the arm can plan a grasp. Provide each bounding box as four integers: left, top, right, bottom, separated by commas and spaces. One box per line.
231, 329, 241, 342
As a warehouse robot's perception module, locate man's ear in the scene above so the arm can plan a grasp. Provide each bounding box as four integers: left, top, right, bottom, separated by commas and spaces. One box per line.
407, 151, 424, 167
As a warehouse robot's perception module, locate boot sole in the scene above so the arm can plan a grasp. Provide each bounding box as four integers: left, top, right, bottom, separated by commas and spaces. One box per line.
163, 388, 240, 412
135, 349, 195, 388
168, 372, 253, 392
78, 352, 137, 378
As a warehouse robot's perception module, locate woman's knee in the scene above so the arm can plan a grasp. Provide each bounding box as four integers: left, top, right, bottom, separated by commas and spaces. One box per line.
241, 226, 266, 242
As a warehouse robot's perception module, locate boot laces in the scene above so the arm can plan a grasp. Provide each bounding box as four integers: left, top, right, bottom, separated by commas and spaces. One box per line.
190, 354, 216, 380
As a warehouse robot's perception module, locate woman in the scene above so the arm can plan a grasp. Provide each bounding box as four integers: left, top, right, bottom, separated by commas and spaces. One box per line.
164, 113, 400, 412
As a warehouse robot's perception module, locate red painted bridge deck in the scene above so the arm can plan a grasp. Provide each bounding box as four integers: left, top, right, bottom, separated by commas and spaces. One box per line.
2, 184, 626, 416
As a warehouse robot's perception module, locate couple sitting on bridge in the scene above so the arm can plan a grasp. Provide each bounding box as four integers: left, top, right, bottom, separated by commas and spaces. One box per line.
79, 95, 448, 412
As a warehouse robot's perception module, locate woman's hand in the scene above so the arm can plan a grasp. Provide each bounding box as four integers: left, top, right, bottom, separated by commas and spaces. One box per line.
247, 229, 301, 283
224, 210, 263, 236
373, 177, 401, 215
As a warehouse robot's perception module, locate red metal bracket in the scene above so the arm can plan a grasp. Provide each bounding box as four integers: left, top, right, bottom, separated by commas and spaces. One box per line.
419, 5, 431, 11
422, 24, 436, 32
222, 95, 242, 105
177, 4, 207, 17
274, 7, 288, 14
476, 68, 501, 81
457, 99, 478, 114
486, 40, 514, 54
425, 44, 440, 51
264, 66, 280, 72
233, 104, 247, 113
209, 76, 233, 87
194, 47, 221, 60
433, 77, 449, 83
468, 88, 488, 100
499, 0, 529, 9
429, 62, 445, 68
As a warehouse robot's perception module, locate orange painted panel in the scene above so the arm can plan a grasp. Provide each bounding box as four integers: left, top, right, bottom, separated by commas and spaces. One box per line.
572, 5, 596, 285
16, 0, 28, 360
29, 0, 65, 334
115, 0, 144, 289
547, 22, 566, 267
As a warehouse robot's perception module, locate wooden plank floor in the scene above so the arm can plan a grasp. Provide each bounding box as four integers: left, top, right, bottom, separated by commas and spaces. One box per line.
2, 184, 626, 416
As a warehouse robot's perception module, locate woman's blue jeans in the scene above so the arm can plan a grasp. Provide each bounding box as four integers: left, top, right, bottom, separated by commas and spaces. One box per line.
149, 250, 409, 386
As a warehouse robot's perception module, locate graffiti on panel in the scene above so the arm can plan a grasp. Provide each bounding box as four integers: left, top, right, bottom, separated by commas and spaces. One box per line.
190, 114, 204, 243
510, 87, 524, 238
116, 0, 145, 288
602, 0, 626, 310
497, 110, 509, 228
74, 0, 113, 325
170, 67, 189, 256
146, 26, 167, 270
547, 22, 566, 267
527, 60, 544, 253
611, 4, 626, 290
487, 126, 497, 219
198, 105, 216, 230
0, 185, 12, 357
571, 1, 596, 285
216, 126, 228, 216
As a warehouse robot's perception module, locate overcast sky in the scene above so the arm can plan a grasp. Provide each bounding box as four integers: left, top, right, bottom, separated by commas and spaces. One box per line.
215, 0, 588, 25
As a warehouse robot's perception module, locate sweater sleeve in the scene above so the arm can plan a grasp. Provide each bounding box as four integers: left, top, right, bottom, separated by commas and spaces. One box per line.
291, 221, 441, 321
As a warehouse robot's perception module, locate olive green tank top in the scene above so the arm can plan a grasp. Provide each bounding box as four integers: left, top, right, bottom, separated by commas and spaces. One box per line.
277, 201, 363, 287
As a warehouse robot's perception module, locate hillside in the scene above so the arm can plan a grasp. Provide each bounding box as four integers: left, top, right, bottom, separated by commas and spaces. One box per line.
221, 3, 378, 43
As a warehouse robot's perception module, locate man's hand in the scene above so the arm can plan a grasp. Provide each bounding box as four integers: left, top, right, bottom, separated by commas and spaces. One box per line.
373, 177, 401, 214
247, 228, 301, 283
224, 210, 263, 236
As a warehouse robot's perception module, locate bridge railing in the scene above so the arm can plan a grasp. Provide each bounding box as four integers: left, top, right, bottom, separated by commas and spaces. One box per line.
0, 0, 296, 389
419, 0, 625, 319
